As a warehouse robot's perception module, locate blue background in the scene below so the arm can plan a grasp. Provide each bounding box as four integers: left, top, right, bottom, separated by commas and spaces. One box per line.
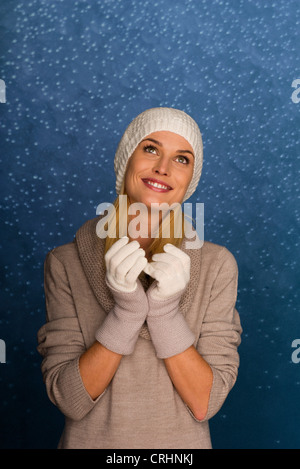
0, 0, 299, 449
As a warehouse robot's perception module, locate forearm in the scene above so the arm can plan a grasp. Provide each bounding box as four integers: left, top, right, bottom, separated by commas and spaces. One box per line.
79, 341, 122, 400
164, 345, 213, 421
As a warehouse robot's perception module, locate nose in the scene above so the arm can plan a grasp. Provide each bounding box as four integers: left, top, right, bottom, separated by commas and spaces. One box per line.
152, 156, 171, 176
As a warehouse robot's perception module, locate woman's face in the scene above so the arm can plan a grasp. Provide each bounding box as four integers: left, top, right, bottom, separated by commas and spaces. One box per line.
124, 131, 194, 209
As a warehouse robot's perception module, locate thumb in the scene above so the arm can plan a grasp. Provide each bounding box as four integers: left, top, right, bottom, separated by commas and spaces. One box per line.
143, 262, 164, 282
143, 262, 155, 277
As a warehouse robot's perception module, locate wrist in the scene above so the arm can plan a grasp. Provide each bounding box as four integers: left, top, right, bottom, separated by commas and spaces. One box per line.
147, 310, 195, 359
95, 280, 148, 355
146, 287, 195, 359
105, 275, 138, 294
146, 280, 184, 304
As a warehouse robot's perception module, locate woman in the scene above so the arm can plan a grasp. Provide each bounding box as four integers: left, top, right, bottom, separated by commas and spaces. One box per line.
37, 107, 242, 449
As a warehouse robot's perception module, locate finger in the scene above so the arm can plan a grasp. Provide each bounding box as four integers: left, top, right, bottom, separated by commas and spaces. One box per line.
115, 248, 146, 282
143, 262, 153, 276
107, 240, 141, 273
163, 244, 190, 266
151, 253, 184, 275
143, 262, 165, 281
125, 256, 148, 285
163, 243, 188, 259
151, 252, 179, 266
104, 236, 129, 264
148, 261, 172, 276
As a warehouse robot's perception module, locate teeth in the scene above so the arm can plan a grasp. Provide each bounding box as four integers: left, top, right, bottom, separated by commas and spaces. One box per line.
146, 180, 169, 190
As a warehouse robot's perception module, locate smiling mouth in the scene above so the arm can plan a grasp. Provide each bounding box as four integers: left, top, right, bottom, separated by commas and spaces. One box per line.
141, 178, 173, 192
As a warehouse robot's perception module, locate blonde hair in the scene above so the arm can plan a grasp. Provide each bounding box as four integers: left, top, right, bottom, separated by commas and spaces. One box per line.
104, 182, 186, 258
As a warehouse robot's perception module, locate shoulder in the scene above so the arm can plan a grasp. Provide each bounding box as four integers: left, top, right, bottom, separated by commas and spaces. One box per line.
202, 240, 237, 263
201, 241, 239, 278
45, 215, 99, 266
44, 240, 80, 273
182, 224, 237, 273
46, 240, 77, 261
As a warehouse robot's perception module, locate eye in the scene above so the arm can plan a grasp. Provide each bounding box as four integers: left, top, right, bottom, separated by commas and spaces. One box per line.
175, 155, 189, 164
143, 145, 158, 155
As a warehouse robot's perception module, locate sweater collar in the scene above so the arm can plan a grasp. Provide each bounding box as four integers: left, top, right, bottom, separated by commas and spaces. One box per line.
75, 216, 203, 341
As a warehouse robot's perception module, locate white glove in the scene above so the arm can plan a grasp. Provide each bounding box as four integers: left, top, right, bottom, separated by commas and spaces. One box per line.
144, 244, 195, 359
105, 236, 148, 293
95, 236, 148, 355
143, 243, 190, 300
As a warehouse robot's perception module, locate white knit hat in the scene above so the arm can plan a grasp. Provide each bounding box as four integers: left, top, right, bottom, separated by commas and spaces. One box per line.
114, 107, 203, 201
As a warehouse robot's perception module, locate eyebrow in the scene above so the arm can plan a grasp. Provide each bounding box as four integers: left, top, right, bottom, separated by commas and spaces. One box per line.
141, 138, 194, 158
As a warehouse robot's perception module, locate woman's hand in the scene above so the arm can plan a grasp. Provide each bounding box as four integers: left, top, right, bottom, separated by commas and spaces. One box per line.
105, 236, 147, 293
143, 244, 195, 359
144, 243, 190, 300
96, 237, 149, 356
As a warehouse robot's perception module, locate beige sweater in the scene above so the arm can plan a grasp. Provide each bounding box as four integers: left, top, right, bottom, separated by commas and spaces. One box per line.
37, 217, 242, 449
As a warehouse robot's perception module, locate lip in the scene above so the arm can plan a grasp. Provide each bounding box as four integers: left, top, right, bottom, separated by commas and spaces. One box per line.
141, 178, 173, 192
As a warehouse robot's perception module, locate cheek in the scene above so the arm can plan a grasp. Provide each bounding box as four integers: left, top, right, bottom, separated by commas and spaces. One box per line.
124, 159, 143, 193
125, 157, 149, 181
176, 168, 193, 192
124, 168, 134, 194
